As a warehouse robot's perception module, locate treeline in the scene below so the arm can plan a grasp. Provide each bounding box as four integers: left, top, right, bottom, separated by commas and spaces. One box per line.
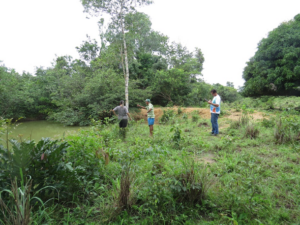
242, 14, 300, 97
0, 12, 239, 126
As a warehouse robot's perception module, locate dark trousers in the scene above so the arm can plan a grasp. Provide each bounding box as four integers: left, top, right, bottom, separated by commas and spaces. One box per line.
211, 113, 219, 134
119, 119, 128, 139
119, 119, 128, 128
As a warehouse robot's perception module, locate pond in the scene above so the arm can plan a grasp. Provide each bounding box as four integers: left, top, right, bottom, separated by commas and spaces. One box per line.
2, 121, 86, 143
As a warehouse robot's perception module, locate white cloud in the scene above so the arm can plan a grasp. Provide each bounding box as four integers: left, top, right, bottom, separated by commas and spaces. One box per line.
1, 0, 300, 88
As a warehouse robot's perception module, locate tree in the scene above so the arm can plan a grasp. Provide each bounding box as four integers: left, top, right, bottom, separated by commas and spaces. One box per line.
242, 14, 300, 96
76, 35, 100, 63
81, 0, 153, 109
213, 83, 240, 102
226, 81, 234, 88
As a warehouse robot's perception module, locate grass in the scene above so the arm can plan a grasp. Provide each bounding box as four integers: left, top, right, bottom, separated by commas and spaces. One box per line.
2, 104, 300, 224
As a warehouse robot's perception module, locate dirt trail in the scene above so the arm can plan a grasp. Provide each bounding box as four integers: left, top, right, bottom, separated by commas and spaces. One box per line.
134, 107, 266, 123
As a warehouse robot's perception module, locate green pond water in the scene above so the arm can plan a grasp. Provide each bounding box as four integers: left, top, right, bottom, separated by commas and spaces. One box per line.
4, 121, 87, 143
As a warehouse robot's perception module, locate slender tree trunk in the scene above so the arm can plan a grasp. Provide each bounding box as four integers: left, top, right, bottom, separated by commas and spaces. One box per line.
121, 20, 130, 109
120, 45, 126, 80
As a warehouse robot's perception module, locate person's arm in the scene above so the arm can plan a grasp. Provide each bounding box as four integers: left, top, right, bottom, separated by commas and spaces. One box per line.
127, 113, 132, 120
147, 108, 153, 113
111, 107, 118, 116
137, 104, 146, 109
125, 107, 132, 120
208, 101, 219, 107
208, 97, 220, 107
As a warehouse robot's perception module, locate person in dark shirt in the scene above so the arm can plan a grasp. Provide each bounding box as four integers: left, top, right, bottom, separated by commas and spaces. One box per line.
112, 100, 132, 138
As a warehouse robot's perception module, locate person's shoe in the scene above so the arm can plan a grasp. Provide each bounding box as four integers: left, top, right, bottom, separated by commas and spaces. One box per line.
212, 134, 218, 136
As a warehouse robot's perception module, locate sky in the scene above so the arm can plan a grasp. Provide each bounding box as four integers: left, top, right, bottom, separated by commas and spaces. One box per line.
1, 0, 300, 88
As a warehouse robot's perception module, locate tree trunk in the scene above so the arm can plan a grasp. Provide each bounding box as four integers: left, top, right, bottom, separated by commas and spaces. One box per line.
122, 21, 130, 109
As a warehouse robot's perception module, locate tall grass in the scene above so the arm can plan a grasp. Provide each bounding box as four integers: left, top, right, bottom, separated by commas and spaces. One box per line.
0, 170, 55, 225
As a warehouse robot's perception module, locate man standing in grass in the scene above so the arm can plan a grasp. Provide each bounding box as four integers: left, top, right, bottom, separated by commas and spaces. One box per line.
207, 89, 221, 136
137, 99, 155, 137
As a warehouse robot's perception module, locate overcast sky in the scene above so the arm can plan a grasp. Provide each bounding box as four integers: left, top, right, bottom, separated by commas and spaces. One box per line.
1, 0, 300, 88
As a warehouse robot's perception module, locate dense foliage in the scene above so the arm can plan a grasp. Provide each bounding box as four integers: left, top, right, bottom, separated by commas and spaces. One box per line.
243, 14, 300, 97
0, 12, 238, 126
1, 102, 300, 224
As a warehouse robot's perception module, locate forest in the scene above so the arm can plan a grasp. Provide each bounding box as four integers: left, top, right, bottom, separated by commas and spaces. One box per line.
1, 0, 300, 224
0, 11, 238, 126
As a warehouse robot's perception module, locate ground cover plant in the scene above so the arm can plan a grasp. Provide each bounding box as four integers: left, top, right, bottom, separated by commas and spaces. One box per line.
1, 101, 300, 224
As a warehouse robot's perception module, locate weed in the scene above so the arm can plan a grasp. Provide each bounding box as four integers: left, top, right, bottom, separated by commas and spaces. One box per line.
244, 122, 260, 139
177, 107, 183, 115
0, 178, 32, 225
171, 163, 213, 205
160, 109, 175, 124
118, 165, 132, 209
192, 114, 200, 123
170, 125, 182, 146
0, 170, 55, 225
229, 114, 250, 129
261, 118, 275, 128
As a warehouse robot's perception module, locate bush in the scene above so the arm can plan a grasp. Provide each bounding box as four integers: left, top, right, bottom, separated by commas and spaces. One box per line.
229, 114, 250, 129
244, 122, 260, 139
274, 118, 300, 144
192, 111, 200, 122
261, 118, 275, 128
0, 174, 53, 225
177, 107, 183, 115
0, 138, 77, 201
170, 125, 182, 146
171, 163, 213, 205
159, 109, 175, 124
192, 114, 199, 123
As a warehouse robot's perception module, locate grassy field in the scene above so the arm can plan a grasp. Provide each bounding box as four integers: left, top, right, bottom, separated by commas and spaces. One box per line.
56, 105, 300, 224
1, 102, 300, 224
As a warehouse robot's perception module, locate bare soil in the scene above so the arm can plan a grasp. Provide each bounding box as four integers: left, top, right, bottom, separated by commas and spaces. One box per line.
133, 107, 267, 124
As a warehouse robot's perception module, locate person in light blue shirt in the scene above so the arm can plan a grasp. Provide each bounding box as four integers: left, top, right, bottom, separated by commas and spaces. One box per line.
207, 89, 221, 136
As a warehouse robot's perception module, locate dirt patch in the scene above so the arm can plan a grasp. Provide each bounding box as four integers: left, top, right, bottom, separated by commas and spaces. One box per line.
133, 107, 267, 124
195, 153, 216, 164
135, 107, 212, 124
225, 111, 266, 121
198, 122, 209, 127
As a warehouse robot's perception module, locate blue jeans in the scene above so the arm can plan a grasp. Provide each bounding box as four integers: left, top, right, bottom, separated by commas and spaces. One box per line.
211, 113, 219, 134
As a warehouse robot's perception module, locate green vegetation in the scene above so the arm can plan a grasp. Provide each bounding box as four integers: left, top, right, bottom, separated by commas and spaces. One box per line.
243, 13, 300, 97
2, 3, 300, 224
0, 8, 238, 126
1, 101, 300, 224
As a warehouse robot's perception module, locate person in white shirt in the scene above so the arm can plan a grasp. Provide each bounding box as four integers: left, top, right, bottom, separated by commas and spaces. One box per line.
207, 89, 221, 136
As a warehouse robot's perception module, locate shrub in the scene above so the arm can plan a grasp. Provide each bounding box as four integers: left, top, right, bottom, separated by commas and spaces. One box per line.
229, 114, 249, 129
192, 114, 200, 122
170, 125, 182, 145
261, 118, 275, 128
227, 129, 239, 137
274, 116, 300, 144
274, 119, 291, 144
159, 109, 175, 124
171, 163, 213, 205
0, 174, 53, 225
244, 122, 259, 139
177, 107, 183, 115
0, 138, 76, 201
